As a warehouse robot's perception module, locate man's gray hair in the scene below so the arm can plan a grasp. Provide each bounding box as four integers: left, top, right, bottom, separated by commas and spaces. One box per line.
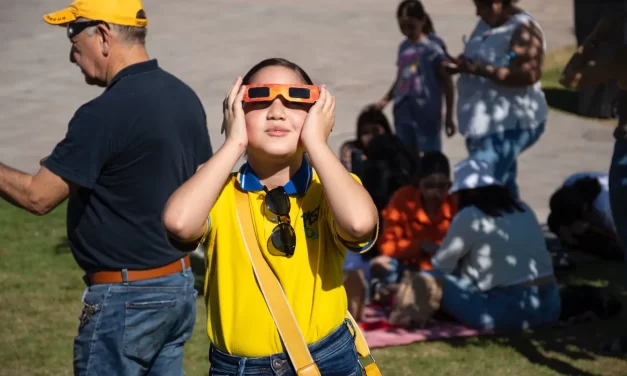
84, 23, 147, 45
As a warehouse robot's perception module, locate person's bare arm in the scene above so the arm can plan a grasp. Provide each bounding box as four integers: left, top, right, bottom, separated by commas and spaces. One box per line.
560, 19, 627, 89
372, 76, 398, 110
163, 78, 247, 241
0, 163, 70, 215
461, 21, 545, 87
438, 63, 457, 136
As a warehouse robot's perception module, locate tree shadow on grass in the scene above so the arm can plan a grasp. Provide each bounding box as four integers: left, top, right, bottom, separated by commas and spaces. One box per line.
444, 256, 626, 376
444, 317, 625, 376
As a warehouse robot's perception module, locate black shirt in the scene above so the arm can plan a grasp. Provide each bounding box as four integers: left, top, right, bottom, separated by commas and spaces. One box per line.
45, 60, 212, 273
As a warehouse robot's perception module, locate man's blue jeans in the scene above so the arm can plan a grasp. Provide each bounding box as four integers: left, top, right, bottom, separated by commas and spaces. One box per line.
73, 265, 197, 375
609, 141, 627, 284
466, 122, 546, 199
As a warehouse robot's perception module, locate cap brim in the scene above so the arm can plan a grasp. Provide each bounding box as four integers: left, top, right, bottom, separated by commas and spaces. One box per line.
43, 8, 76, 25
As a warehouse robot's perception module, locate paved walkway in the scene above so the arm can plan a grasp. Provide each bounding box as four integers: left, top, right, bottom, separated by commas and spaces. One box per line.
0, 0, 614, 220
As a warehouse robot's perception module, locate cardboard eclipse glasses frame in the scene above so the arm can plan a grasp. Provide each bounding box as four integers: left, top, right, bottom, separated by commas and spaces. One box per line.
243, 84, 320, 104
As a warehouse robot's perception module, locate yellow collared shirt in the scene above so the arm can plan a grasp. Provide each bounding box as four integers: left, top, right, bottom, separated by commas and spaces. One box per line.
197, 163, 376, 357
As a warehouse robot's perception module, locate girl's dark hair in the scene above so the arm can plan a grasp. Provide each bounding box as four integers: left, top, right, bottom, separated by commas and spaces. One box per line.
423, 13, 435, 34
242, 58, 314, 85
419, 151, 450, 179
355, 109, 392, 149
458, 186, 525, 217
396, 0, 426, 20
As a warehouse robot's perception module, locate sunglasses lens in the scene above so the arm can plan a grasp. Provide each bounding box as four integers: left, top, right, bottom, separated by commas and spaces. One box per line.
67, 23, 82, 39
288, 87, 311, 99
248, 87, 270, 99
271, 223, 296, 257
266, 188, 290, 216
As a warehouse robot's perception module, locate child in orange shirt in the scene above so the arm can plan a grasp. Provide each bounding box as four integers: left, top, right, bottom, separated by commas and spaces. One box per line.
371, 151, 457, 294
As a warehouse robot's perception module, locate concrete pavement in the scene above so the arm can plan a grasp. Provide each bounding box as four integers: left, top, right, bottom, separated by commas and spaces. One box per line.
0, 0, 614, 220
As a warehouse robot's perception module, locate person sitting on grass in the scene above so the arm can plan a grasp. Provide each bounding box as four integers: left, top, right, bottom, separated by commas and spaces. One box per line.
422, 158, 561, 331
548, 172, 623, 261
339, 108, 393, 175
370, 151, 457, 303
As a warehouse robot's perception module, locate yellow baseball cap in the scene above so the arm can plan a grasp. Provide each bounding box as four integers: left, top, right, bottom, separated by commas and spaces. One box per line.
43, 0, 148, 27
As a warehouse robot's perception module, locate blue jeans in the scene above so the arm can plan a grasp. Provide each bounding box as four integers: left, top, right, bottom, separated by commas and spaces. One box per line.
609, 141, 627, 283
369, 256, 417, 286
423, 270, 561, 331
466, 122, 545, 199
394, 99, 442, 153
73, 265, 197, 376
208, 319, 362, 376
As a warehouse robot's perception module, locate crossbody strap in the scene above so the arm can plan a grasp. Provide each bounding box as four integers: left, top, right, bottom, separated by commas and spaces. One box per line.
234, 183, 381, 376
346, 312, 382, 376
234, 186, 320, 376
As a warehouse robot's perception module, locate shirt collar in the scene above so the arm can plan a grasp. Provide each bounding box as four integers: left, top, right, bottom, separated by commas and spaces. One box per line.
237, 157, 312, 195
107, 59, 159, 89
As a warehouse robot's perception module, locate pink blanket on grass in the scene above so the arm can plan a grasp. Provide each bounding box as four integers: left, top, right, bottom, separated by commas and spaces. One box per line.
360, 306, 494, 349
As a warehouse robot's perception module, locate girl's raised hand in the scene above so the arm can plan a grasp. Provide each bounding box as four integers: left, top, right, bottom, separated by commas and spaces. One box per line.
221, 77, 248, 147
300, 85, 335, 148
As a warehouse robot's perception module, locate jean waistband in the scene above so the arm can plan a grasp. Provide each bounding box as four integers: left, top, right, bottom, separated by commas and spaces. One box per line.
209, 319, 356, 373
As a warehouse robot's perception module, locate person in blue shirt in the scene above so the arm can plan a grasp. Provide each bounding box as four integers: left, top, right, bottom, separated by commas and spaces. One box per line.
548, 172, 623, 261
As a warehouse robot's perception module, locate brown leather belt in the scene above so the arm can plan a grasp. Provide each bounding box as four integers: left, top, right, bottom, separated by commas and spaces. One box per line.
88, 255, 191, 285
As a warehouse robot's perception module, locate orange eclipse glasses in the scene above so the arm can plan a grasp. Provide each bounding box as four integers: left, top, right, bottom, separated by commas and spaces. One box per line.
243, 84, 320, 104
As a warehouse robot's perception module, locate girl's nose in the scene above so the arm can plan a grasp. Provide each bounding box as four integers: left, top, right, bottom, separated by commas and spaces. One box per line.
266, 97, 287, 120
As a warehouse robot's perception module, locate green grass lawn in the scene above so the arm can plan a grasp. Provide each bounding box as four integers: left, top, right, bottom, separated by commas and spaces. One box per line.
1, 46, 626, 376
1, 200, 627, 376
541, 44, 581, 116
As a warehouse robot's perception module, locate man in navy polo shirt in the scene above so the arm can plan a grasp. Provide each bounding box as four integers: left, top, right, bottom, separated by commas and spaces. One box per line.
0, 0, 211, 374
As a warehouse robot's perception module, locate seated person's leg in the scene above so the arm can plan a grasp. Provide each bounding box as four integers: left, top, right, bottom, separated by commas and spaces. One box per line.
344, 268, 367, 321
420, 270, 493, 330
422, 271, 561, 331
370, 255, 403, 286
369, 255, 404, 304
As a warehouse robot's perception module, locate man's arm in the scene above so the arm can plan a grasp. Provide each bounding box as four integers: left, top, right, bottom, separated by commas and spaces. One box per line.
0, 164, 70, 215
560, 18, 627, 89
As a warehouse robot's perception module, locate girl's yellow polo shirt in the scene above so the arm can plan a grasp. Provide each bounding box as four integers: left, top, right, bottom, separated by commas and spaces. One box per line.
195, 159, 376, 357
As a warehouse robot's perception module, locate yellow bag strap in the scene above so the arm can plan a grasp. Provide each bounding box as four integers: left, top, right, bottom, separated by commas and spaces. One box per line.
234, 184, 381, 376
234, 186, 320, 376
345, 312, 383, 376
